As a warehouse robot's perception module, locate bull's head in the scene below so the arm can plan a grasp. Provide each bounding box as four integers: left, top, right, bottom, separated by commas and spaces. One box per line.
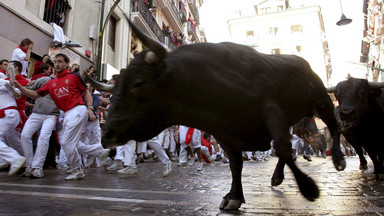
327, 78, 384, 123
87, 20, 172, 146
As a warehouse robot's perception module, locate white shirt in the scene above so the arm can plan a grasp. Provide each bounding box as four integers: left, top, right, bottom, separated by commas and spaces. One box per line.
11, 48, 28, 77
0, 79, 18, 109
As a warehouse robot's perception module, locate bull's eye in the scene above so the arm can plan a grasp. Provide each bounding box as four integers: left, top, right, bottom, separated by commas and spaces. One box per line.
133, 81, 143, 89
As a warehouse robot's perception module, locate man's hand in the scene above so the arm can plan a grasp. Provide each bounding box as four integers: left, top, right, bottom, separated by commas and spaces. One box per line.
87, 108, 96, 121
12, 80, 21, 88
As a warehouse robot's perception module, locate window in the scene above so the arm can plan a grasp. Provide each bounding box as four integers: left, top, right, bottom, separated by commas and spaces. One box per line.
296, 45, 302, 53
271, 48, 280, 54
107, 16, 117, 50
291, 24, 303, 33
43, 0, 70, 28
269, 27, 279, 36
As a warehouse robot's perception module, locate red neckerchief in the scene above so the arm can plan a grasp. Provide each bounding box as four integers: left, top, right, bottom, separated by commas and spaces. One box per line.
18, 45, 27, 54
0, 69, 5, 75
56, 69, 71, 77
185, 128, 195, 144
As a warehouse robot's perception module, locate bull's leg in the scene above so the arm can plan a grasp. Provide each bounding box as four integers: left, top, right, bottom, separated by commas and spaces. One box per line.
347, 140, 368, 170
271, 157, 285, 186
219, 148, 245, 210
315, 98, 346, 171
262, 101, 319, 201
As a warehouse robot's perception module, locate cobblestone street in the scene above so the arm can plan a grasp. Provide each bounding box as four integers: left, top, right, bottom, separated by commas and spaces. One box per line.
1, 156, 384, 215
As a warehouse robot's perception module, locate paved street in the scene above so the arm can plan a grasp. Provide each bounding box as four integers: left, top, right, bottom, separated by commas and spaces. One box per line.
0, 156, 384, 216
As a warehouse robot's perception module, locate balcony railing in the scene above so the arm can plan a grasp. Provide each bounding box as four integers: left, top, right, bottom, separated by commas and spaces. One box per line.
137, 0, 176, 50
166, 0, 182, 25
179, 1, 187, 23
43, 0, 70, 29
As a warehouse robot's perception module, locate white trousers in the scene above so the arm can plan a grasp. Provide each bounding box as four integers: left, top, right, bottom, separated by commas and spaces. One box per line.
137, 141, 147, 154
168, 128, 176, 153
60, 105, 101, 170
147, 139, 170, 165
114, 146, 124, 161
179, 127, 201, 149
20, 113, 57, 169
122, 140, 137, 168
0, 110, 23, 163
81, 119, 102, 147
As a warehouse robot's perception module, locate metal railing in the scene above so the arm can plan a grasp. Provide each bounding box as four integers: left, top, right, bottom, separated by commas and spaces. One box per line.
43, 0, 69, 28
138, 0, 177, 50
166, 0, 182, 25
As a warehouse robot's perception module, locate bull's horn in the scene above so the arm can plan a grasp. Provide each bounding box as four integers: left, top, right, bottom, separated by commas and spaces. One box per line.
126, 17, 167, 61
83, 72, 115, 93
368, 82, 384, 89
326, 86, 336, 93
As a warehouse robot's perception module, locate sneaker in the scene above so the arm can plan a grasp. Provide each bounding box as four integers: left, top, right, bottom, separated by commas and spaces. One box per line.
22, 167, 32, 177
215, 155, 222, 161
117, 167, 138, 175
8, 157, 26, 176
187, 157, 195, 166
97, 149, 110, 167
106, 160, 123, 171
57, 164, 70, 170
303, 154, 312, 162
66, 168, 75, 174
207, 155, 214, 163
84, 155, 96, 168
65, 169, 85, 180
177, 162, 186, 167
196, 162, 203, 171
31, 168, 44, 178
0, 160, 9, 169
163, 162, 172, 177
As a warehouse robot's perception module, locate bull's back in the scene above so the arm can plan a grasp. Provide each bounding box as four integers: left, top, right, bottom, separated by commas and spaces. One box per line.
165, 43, 328, 148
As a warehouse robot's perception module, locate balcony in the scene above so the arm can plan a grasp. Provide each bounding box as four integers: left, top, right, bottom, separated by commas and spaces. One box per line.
179, 1, 187, 23
160, 0, 183, 32
131, 0, 176, 51
188, 0, 196, 14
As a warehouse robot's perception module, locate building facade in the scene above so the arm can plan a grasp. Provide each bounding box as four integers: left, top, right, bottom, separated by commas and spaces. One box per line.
0, 0, 204, 80
228, 1, 331, 86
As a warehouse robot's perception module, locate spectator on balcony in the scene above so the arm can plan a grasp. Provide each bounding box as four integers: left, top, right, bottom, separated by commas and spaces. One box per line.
11, 38, 33, 77
132, 0, 139, 12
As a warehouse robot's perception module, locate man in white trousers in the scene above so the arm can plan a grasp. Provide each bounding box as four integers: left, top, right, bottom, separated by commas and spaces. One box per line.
0, 78, 26, 176
179, 125, 204, 171
20, 73, 60, 178
118, 130, 172, 177
14, 53, 109, 180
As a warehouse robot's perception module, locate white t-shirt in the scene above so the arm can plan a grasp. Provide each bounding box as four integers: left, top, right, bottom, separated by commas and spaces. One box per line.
11, 48, 28, 77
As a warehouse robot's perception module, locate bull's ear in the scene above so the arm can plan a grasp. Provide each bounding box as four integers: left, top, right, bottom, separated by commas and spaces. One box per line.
144, 51, 159, 64
112, 74, 120, 81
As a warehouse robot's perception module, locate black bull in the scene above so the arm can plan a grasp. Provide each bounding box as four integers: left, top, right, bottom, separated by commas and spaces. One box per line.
327, 78, 384, 180
88, 20, 346, 210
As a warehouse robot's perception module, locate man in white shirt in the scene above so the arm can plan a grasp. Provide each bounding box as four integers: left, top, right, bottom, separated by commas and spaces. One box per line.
11, 38, 33, 77
0, 79, 26, 176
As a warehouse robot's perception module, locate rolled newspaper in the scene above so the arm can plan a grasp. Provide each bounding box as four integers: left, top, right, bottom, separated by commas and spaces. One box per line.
8, 64, 15, 83
5, 82, 20, 99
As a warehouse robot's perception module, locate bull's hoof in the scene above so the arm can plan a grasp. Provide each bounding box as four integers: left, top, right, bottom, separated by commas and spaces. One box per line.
219, 198, 242, 211
359, 164, 368, 170
375, 174, 384, 180
333, 159, 346, 171
271, 177, 284, 186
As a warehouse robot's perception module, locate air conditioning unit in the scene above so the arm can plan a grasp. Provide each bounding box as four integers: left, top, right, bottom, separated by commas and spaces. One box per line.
89, 25, 97, 40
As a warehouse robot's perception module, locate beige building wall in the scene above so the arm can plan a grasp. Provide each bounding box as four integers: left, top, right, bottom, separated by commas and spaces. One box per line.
228, 6, 329, 85
0, 0, 131, 80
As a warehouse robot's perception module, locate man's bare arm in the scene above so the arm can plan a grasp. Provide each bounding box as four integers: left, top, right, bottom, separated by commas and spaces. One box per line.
13, 81, 40, 99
